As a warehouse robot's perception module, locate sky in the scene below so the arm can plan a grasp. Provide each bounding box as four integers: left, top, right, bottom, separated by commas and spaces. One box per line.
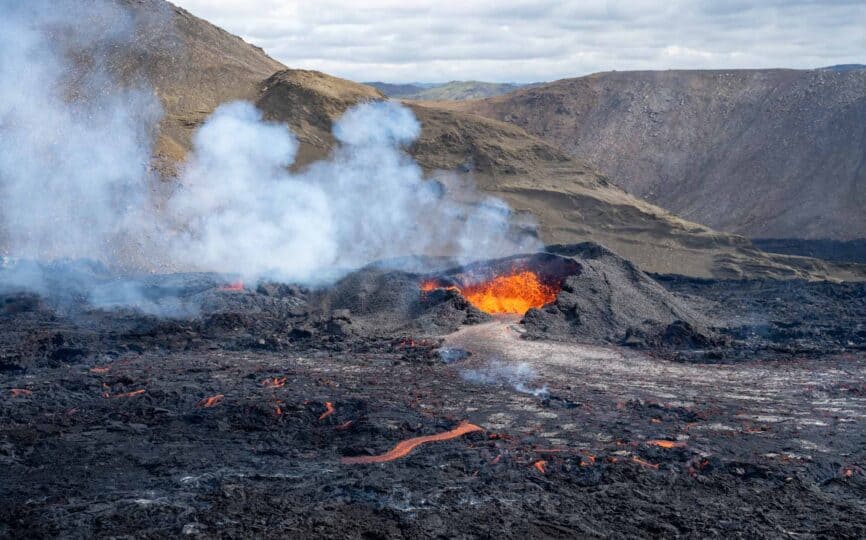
173, 0, 865, 83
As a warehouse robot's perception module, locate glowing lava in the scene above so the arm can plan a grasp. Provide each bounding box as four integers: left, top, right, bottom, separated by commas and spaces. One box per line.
647, 439, 686, 449
341, 420, 483, 464
421, 270, 557, 315
261, 377, 287, 388
631, 457, 660, 469
319, 401, 335, 421
111, 389, 146, 399
219, 280, 244, 292
197, 394, 224, 408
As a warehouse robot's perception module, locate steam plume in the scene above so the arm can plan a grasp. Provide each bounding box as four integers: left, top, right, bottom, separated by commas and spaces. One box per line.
169, 100, 541, 283
0, 0, 541, 303
0, 0, 165, 263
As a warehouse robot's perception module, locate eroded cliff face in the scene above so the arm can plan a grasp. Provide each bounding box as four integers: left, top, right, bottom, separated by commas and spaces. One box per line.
453, 69, 866, 240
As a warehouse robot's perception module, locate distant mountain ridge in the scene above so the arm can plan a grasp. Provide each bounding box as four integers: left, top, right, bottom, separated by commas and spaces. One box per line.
449, 69, 866, 241
821, 64, 866, 72
365, 80, 537, 100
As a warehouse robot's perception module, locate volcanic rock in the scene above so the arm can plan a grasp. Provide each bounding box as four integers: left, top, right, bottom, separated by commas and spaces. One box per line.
519, 244, 717, 347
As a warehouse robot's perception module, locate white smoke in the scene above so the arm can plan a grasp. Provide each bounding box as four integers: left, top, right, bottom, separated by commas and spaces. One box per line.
0, 1, 165, 264
167, 100, 540, 283
461, 360, 549, 397
0, 0, 541, 300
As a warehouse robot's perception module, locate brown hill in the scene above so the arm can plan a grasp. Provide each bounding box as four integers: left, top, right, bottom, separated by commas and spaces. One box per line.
445, 69, 866, 241
97, 2, 863, 280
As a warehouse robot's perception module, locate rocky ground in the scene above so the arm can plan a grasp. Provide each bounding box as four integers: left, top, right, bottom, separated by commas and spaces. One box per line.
1, 250, 864, 538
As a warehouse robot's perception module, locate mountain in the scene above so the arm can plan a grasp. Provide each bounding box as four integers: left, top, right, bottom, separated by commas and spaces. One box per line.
256, 72, 861, 280
821, 64, 866, 72
84, 2, 864, 280
100, 1, 285, 167
366, 81, 533, 100
445, 69, 866, 241
362, 82, 436, 97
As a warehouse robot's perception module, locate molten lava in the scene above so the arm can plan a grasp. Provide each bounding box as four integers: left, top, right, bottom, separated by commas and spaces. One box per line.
341, 420, 483, 464
533, 460, 548, 474
111, 389, 146, 399
219, 280, 244, 292
261, 377, 287, 388
421, 270, 557, 315
631, 457, 660, 469
319, 401, 335, 421
647, 439, 686, 449
197, 394, 224, 408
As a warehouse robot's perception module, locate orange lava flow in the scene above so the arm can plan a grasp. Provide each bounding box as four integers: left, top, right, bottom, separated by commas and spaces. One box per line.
631, 457, 660, 469
341, 420, 483, 464
533, 460, 548, 474
261, 377, 287, 388
319, 401, 335, 421
647, 439, 686, 449
421, 270, 556, 315
112, 389, 146, 399
219, 280, 244, 292
10, 389, 33, 398
197, 394, 224, 408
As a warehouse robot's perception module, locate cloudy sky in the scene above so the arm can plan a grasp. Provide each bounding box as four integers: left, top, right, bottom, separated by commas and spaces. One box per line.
174, 0, 865, 83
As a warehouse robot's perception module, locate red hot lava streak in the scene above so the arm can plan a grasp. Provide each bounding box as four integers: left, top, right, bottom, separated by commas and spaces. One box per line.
261, 377, 287, 388
219, 280, 244, 292
341, 421, 483, 464
319, 401, 335, 421
647, 439, 686, 449
111, 389, 146, 399
421, 270, 557, 315
197, 394, 225, 408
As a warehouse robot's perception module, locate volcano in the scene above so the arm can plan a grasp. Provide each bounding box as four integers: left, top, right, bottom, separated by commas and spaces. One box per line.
1, 1, 865, 538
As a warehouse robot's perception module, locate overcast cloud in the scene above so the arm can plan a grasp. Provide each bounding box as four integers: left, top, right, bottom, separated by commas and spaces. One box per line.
173, 0, 865, 83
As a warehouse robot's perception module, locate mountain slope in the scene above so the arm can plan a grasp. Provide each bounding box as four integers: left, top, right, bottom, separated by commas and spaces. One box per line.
448, 69, 866, 240
366, 81, 531, 100
91, 1, 863, 280
106, 0, 286, 166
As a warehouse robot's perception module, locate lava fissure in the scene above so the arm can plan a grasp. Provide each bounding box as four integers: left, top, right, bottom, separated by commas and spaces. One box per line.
341, 420, 483, 464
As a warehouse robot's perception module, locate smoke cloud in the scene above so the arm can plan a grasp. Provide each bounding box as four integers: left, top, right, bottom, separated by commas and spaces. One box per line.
0, 0, 541, 304
462, 359, 549, 397
168, 100, 540, 283
0, 1, 165, 264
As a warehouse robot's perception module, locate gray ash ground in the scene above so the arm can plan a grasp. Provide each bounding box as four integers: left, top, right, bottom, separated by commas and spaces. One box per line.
1, 247, 865, 538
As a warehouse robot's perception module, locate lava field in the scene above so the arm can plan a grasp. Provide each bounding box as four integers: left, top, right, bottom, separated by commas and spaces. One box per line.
1, 245, 865, 538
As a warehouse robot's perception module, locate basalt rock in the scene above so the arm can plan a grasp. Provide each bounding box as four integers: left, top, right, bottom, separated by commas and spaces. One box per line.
521, 244, 718, 347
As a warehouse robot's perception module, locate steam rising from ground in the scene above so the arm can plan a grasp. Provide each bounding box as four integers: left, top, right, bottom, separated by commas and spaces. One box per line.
170, 101, 539, 283
462, 360, 549, 397
0, 1, 164, 264
0, 0, 541, 302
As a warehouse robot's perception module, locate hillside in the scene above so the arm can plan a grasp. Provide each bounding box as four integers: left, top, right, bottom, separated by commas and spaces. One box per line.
448, 69, 866, 240
99, 0, 287, 168
82, 2, 864, 280
366, 81, 531, 100
822, 64, 866, 72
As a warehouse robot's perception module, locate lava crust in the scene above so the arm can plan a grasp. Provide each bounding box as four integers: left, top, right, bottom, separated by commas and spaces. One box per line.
1, 248, 865, 537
